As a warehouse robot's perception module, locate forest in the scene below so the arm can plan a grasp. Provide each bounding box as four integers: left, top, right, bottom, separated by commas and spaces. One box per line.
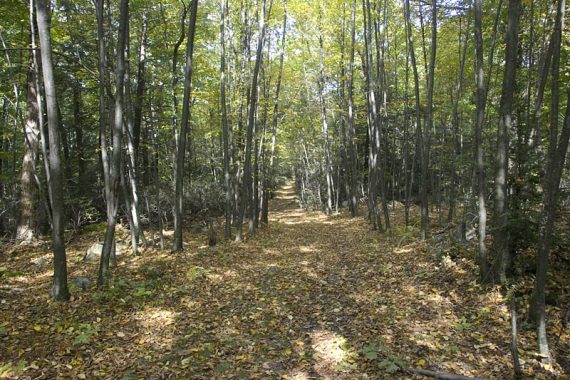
0, 0, 569, 378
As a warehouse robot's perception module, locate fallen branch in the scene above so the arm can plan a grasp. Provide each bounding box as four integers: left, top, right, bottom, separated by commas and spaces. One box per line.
405, 367, 485, 380
0, 285, 25, 292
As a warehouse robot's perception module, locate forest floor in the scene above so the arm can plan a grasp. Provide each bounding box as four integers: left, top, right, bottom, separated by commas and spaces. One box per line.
1, 182, 569, 379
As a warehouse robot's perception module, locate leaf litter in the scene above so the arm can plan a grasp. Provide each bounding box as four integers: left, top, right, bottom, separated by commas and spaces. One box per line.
0, 183, 568, 379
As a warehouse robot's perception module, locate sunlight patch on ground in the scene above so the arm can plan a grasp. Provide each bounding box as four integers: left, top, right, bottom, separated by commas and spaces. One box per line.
134, 307, 179, 350
298, 245, 316, 253
222, 269, 239, 279
310, 329, 350, 378
394, 246, 414, 254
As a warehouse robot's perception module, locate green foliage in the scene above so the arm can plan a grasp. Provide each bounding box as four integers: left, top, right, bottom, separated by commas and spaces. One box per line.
187, 266, 209, 281
82, 223, 107, 234
360, 343, 406, 374
0, 360, 28, 378
0, 266, 23, 278
133, 286, 152, 298
73, 323, 98, 346
454, 316, 473, 332
377, 355, 405, 374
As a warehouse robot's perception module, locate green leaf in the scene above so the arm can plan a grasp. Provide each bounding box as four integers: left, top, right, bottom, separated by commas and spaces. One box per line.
385, 363, 399, 373
365, 350, 378, 360
73, 332, 91, 345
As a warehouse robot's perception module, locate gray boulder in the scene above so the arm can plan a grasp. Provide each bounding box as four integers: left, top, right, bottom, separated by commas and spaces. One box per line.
74, 276, 91, 290
83, 241, 127, 262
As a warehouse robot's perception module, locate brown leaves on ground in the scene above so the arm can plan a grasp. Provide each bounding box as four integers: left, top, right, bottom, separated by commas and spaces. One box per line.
0, 183, 568, 379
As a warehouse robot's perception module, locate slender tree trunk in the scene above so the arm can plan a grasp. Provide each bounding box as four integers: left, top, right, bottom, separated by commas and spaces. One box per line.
318, 31, 333, 216
493, 0, 521, 284
529, 10, 556, 168
173, 0, 199, 251
221, 0, 233, 238
347, 0, 358, 217
124, 23, 146, 253
363, 0, 381, 230
16, 53, 41, 242
337, 3, 349, 214
98, 0, 128, 285
236, 0, 271, 241
403, 0, 423, 236
170, 2, 188, 224
262, 0, 287, 225
35, 0, 70, 301
448, 14, 470, 223
374, 0, 390, 230
531, 0, 566, 362
403, 23, 410, 226
420, 0, 436, 239
133, 15, 147, 156
95, 0, 110, 245
474, 0, 490, 282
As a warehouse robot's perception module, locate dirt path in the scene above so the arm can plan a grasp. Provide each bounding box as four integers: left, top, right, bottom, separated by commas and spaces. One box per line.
164, 182, 515, 379
0, 182, 522, 379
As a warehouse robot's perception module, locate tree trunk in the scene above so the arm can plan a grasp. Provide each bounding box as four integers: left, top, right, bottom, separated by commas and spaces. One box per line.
403, 0, 424, 236
262, 0, 287, 225
173, 0, 199, 251
98, 0, 128, 285
221, 0, 233, 238
16, 53, 41, 242
531, 0, 566, 363
345, 0, 358, 217
363, 0, 381, 230
318, 31, 333, 216
374, 0, 390, 230
448, 14, 469, 223
133, 15, 147, 156
124, 22, 146, 253
236, 0, 271, 242
35, 0, 70, 301
473, 0, 490, 282
421, 0, 436, 239
493, 0, 521, 284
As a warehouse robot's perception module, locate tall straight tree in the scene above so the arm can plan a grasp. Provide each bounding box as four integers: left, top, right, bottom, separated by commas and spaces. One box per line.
98, 0, 129, 285
421, 0, 437, 239
124, 21, 146, 254
493, 0, 521, 284
374, 0, 390, 230
235, 0, 271, 242
531, 0, 566, 363
220, 0, 232, 239
347, 0, 358, 217
16, 52, 40, 242
318, 28, 333, 216
35, 0, 70, 300
474, 0, 489, 282
403, 0, 424, 236
173, 0, 199, 252
448, 14, 470, 223
363, 0, 381, 230
261, 0, 287, 225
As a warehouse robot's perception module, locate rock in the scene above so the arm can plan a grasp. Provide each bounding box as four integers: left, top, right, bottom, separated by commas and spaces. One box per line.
74, 276, 91, 290
83, 241, 126, 262
25, 257, 49, 271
